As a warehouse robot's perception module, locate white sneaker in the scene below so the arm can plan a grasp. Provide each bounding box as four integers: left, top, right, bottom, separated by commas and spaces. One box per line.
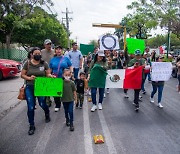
107, 89, 110, 94
104, 93, 106, 98
54, 108, 60, 112
150, 97, 154, 103
98, 103, 102, 110
91, 105, 97, 112
88, 91, 91, 96
158, 103, 163, 108
124, 93, 129, 98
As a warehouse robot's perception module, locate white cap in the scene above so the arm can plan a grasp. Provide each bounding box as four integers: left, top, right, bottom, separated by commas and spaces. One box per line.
97, 50, 105, 57
44, 39, 52, 45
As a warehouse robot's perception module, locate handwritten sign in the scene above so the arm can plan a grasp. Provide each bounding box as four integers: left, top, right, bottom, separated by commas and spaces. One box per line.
151, 62, 172, 81
99, 35, 119, 50
34, 77, 63, 96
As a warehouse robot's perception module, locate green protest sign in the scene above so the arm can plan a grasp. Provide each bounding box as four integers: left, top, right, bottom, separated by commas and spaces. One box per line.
80, 44, 94, 55
34, 77, 63, 97
126, 38, 145, 54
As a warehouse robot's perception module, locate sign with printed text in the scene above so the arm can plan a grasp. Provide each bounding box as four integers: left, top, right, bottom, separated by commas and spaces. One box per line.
100, 35, 119, 50
34, 77, 63, 96
151, 62, 172, 81
106, 69, 125, 88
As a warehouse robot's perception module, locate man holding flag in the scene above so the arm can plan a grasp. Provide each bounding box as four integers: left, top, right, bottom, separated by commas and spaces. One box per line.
128, 49, 145, 111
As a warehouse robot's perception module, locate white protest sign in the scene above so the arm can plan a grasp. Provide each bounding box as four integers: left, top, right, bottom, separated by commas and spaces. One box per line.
99, 35, 119, 50
106, 69, 125, 88
151, 62, 172, 81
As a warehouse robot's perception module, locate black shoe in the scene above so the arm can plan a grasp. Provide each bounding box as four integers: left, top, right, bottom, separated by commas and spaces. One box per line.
28, 125, 35, 135
76, 103, 79, 109
142, 90, 146, 94
66, 120, 70, 127
45, 114, 51, 123
79, 104, 83, 109
70, 124, 74, 131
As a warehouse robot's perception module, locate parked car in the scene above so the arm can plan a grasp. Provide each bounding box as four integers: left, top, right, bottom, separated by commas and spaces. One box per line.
0, 59, 21, 80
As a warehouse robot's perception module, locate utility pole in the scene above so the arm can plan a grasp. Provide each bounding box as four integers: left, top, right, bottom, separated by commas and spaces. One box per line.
62, 8, 73, 48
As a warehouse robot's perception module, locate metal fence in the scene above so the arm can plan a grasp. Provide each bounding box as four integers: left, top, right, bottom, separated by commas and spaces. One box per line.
0, 49, 28, 62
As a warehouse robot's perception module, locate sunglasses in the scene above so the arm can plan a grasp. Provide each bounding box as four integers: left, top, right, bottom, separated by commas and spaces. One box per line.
46, 43, 52, 45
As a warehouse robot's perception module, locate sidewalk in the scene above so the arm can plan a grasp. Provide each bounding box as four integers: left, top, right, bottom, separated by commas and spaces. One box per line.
0, 76, 23, 120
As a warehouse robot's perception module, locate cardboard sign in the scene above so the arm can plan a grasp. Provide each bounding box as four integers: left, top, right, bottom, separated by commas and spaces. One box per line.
126, 38, 145, 54
151, 62, 172, 81
34, 77, 63, 96
100, 35, 119, 50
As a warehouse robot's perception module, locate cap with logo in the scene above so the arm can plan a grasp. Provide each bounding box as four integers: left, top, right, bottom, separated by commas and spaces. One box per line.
135, 49, 141, 55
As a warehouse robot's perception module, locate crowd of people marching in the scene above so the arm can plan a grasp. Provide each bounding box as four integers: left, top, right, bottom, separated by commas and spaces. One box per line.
21, 39, 180, 135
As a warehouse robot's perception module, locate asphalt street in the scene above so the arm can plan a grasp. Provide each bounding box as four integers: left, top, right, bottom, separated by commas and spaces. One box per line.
0, 76, 180, 154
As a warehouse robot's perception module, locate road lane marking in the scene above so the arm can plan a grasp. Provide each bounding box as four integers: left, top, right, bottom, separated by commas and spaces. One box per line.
83, 98, 93, 154
98, 109, 125, 154
33, 113, 58, 154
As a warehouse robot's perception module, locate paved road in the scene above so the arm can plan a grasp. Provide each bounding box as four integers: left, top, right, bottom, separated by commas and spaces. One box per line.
0, 77, 180, 154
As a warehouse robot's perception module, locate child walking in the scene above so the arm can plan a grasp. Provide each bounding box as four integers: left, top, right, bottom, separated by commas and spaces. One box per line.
75, 72, 85, 109
61, 69, 77, 131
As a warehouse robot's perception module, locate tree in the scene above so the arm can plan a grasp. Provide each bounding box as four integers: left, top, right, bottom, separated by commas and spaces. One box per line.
0, 0, 53, 49
88, 40, 98, 47
12, 7, 68, 48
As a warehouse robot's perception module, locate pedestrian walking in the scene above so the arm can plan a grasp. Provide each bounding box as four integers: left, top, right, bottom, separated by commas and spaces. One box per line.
150, 56, 166, 108
67, 42, 83, 79
41, 39, 55, 107
75, 72, 85, 109
21, 47, 54, 135
128, 49, 145, 111
88, 50, 108, 111
61, 69, 77, 131
49, 45, 73, 112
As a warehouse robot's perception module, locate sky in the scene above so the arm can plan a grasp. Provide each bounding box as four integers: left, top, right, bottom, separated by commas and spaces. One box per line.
50, 0, 165, 44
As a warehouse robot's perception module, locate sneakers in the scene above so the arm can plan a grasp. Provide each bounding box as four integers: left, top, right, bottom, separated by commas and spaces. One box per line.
91, 105, 97, 112
70, 123, 74, 131
28, 125, 35, 135
66, 120, 70, 127
98, 103, 102, 110
158, 103, 163, 108
45, 114, 51, 123
106, 89, 110, 94
142, 90, 146, 94
124, 93, 129, 98
104, 93, 106, 98
150, 97, 154, 103
54, 108, 60, 112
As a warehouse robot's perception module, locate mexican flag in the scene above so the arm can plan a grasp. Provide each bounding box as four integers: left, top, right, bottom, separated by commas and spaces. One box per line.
88, 64, 108, 88
106, 66, 143, 89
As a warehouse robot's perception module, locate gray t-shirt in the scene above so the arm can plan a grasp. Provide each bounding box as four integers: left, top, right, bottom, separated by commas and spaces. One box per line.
41, 49, 54, 64
23, 61, 49, 85
67, 50, 83, 68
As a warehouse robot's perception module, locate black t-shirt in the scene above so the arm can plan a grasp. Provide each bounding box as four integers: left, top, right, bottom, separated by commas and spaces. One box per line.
75, 79, 85, 94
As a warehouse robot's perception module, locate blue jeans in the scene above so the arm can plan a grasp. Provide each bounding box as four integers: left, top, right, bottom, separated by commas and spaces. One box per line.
63, 101, 74, 124
141, 73, 148, 91
91, 88, 105, 105
147, 73, 151, 81
73, 68, 79, 79
25, 85, 49, 126
151, 84, 164, 103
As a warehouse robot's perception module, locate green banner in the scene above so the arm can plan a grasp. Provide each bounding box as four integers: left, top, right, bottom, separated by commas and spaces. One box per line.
80, 44, 94, 55
126, 38, 145, 54
34, 77, 63, 97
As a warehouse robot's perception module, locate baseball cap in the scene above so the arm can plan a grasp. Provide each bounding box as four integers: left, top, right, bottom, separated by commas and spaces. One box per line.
97, 50, 105, 57
135, 49, 141, 55
44, 39, 52, 45
55, 45, 62, 49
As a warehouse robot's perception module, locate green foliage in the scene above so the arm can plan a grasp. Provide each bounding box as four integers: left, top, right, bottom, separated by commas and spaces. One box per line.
88, 40, 98, 47
12, 7, 68, 48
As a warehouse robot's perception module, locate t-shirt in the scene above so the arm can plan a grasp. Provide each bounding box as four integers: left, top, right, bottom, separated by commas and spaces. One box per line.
61, 80, 76, 102
23, 61, 49, 85
41, 49, 55, 64
75, 79, 85, 94
49, 56, 72, 78
67, 50, 83, 68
